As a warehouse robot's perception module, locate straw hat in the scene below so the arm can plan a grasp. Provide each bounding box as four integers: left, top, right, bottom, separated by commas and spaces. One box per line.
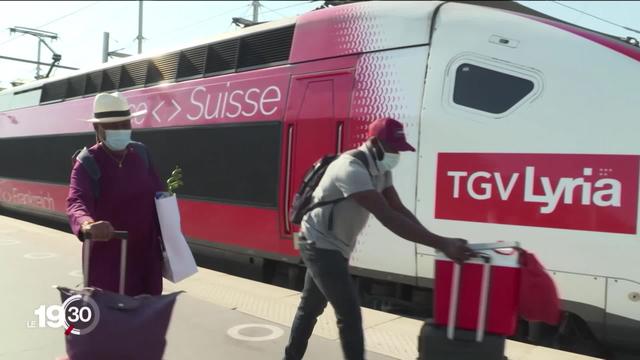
86, 92, 146, 123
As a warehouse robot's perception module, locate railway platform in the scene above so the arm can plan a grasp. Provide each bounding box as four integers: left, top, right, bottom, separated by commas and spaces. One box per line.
0, 215, 600, 360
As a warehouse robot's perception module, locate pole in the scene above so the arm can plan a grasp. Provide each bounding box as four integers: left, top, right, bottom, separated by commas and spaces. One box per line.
102, 32, 109, 63
252, 0, 260, 22
137, 0, 143, 54
36, 40, 42, 79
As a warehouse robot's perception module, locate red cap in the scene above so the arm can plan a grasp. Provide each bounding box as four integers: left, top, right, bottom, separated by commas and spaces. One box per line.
367, 117, 415, 152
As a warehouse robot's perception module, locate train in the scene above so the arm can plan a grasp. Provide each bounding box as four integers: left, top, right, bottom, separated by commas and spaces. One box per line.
1, 1, 639, 357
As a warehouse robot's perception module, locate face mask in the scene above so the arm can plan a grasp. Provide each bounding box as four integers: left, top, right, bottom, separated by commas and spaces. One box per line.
378, 152, 400, 172
103, 129, 132, 151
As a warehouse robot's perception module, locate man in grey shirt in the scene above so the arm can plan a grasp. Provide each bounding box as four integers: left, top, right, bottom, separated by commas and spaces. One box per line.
284, 117, 471, 360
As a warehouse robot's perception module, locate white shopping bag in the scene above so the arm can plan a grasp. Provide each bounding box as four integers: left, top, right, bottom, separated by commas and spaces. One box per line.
155, 192, 198, 283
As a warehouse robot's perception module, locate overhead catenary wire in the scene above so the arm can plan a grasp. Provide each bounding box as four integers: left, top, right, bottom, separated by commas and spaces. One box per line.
551, 1, 640, 35
243, 4, 254, 21
259, 3, 287, 18
260, 1, 314, 16
0, 1, 101, 49
123, 1, 316, 55
151, 3, 250, 41
37, 1, 101, 28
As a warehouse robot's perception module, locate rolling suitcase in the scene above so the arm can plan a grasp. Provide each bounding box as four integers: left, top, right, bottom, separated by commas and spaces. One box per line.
418, 320, 507, 360
434, 242, 521, 336
57, 231, 183, 360
418, 251, 509, 360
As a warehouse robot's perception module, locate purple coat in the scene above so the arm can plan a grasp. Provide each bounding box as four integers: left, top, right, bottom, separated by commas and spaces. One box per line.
67, 143, 165, 296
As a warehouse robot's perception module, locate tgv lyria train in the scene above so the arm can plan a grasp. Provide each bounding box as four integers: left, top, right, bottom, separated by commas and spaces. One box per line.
0, 1, 638, 356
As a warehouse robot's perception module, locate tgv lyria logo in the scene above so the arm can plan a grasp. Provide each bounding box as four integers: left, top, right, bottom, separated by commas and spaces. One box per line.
434, 153, 639, 234
446, 167, 621, 214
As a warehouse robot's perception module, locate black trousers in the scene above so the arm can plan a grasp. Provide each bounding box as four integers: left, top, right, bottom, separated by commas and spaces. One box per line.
284, 242, 364, 360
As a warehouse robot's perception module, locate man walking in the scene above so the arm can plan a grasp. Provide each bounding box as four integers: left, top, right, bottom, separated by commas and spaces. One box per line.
284, 117, 472, 360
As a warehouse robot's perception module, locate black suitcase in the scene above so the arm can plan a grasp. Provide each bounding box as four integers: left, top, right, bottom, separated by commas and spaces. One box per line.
418, 253, 508, 360
418, 320, 506, 360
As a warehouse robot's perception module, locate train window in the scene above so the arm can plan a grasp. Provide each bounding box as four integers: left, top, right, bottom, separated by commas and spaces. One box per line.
0, 132, 96, 186
237, 25, 293, 70
84, 71, 103, 96
66, 75, 86, 99
177, 46, 207, 80
119, 60, 148, 90
101, 67, 121, 92
40, 80, 67, 103
205, 39, 239, 76
0, 122, 281, 208
146, 53, 179, 87
453, 63, 534, 114
135, 122, 282, 208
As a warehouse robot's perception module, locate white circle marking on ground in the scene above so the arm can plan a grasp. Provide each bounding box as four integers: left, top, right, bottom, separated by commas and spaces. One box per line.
0, 239, 20, 246
227, 324, 284, 342
24, 252, 58, 260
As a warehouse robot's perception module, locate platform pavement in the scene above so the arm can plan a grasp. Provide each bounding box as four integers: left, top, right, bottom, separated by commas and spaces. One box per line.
0, 215, 600, 360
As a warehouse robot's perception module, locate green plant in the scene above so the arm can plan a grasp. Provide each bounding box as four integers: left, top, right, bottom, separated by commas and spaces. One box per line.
166, 166, 184, 195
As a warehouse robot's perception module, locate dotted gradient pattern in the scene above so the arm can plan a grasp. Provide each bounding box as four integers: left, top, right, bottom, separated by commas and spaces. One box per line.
350, 52, 411, 148
333, 3, 390, 56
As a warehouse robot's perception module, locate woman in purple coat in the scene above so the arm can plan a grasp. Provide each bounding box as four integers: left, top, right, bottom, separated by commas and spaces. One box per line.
67, 92, 165, 296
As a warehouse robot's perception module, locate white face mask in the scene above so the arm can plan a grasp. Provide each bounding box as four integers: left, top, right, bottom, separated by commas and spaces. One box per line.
103, 129, 132, 151
378, 152, 400, 172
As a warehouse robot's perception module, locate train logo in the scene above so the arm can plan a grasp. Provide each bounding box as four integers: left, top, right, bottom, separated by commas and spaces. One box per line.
436, 153, 640, 234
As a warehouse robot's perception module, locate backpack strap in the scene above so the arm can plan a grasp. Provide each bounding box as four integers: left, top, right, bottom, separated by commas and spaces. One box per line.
74, 147, 101, 199
71, 149, 82, 167
326, 149, 373, 231
302, 198, 344, 219
349, 150, 372, 177
129, 141, 150, 170
302, 149, 373, 218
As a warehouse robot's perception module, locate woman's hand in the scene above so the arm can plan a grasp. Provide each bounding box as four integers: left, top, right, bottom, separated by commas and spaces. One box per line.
82, 221, 114, 241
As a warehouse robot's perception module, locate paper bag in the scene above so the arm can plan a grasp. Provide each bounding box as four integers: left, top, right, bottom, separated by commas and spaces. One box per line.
155, 192, 197, 283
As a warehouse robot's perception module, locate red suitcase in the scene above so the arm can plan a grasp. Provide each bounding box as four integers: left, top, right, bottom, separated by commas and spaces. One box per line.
419, 249, 511, 360
434, 242, 521, 337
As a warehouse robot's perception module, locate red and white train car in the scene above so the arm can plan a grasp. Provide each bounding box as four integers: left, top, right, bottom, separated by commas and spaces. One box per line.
1, 1, 638, 355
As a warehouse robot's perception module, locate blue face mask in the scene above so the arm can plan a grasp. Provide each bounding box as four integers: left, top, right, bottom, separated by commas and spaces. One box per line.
103, 129, 132, 151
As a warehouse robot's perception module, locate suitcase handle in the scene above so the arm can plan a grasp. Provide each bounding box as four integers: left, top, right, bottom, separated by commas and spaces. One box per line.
467, 241, 520, 252
83, 231, 129, 295
447, 253, 492, 343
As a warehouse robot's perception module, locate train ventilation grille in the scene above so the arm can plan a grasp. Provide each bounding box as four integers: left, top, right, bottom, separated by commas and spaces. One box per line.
38, 24, 295, 105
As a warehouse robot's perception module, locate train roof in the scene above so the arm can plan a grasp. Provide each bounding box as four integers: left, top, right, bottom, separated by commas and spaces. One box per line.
463, 1, 639, 47
1, 1, 637, 98
0, 15, 297, 97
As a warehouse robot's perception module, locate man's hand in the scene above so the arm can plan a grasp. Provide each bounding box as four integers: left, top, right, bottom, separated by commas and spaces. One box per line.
82, 221, 114, 241
440, 238, 472, 263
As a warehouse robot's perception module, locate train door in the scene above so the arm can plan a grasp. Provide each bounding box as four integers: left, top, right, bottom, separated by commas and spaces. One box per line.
280, 70, 355, 240
345, 47, 427, 282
